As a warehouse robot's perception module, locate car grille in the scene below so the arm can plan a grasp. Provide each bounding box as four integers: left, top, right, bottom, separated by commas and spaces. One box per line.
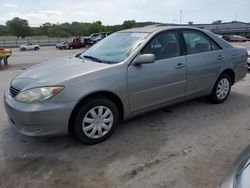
9, 86, 21, 97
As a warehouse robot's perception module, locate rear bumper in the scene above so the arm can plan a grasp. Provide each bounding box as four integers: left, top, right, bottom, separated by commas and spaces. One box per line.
234, 60, 248, 83
4, 90, 75, 136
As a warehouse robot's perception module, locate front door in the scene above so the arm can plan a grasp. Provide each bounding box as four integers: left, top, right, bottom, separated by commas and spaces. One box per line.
127, 30, 186, 112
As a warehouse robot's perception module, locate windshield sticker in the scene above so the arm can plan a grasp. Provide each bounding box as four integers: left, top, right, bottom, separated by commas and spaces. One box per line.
131, 33, 148, 38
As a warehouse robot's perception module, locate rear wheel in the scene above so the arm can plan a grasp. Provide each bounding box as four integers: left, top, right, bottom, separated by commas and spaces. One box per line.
209, 73, 232, 104
73, 98, 119, 144
34, 47, 39, 50
21, 48, 26, 51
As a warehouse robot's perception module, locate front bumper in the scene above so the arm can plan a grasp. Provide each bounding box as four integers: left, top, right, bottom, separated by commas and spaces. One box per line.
4, 91, 76, 136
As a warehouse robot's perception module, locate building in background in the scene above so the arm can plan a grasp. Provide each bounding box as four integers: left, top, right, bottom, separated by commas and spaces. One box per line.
187, 21, 250, 38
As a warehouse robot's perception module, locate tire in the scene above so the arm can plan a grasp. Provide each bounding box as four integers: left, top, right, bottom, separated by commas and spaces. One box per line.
21, 48, 26, 51
73, 98, 119, 144
209, 73, 232, 104
34, 47, 39, 51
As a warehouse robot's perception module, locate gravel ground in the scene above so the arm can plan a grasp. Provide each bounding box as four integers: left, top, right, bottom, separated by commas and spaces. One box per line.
0, 44, 250, 188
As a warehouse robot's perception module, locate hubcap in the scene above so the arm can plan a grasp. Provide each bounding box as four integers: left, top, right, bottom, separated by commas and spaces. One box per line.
216, 78, 230, 100
82, 106, 113, 139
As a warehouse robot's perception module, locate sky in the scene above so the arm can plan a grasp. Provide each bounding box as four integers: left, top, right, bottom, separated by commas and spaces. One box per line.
1, 0, 250, 26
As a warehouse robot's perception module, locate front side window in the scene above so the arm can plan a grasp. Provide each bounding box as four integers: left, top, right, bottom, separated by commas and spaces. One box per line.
141, 31, 181, 60
183, 30, 220, 54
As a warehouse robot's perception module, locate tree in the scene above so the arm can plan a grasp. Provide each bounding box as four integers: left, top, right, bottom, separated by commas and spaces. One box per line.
6, 17, 30, 38
40, 22, 52, 35
47, 26, 70, 37
0, 25, 9, 36
86, 21, 103, 35
123, 20, 136, 29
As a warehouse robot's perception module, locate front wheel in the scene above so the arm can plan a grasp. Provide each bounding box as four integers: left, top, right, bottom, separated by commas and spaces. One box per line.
209, 73, 232, 104
73, 98, 119, 144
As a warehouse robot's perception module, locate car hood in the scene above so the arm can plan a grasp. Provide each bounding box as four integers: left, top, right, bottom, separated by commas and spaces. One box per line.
12, 57, 112, 90
235, 158, 250, 188
219, 145, 250, 188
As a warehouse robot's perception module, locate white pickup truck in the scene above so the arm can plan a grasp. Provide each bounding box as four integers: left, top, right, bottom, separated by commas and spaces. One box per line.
19, 43, 40, 51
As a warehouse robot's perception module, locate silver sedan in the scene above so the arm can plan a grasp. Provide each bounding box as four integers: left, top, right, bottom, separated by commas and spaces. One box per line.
219, 145, 250, 188
4, 26, 248, 144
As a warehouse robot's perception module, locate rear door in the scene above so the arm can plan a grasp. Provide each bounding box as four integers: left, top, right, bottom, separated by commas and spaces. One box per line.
127, 30, 187, 112
181, 29, 225, 97
27, 44, 33, 50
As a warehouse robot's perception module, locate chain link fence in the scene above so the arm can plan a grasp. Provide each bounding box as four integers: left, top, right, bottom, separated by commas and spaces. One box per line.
0, 37, 73, 48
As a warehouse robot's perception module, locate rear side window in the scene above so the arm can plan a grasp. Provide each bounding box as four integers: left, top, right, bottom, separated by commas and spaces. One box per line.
183, 30, 221, 55
141, 31, 181, 60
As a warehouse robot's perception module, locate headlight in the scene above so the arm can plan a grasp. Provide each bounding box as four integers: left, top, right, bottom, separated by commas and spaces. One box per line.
15, 86, 64, 103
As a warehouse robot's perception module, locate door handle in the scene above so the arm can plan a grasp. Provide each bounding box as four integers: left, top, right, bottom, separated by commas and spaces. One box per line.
175, 63, 185, 69
217, 55, 224, 60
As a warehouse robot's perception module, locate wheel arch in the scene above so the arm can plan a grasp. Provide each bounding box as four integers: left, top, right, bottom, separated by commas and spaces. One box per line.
68, 91, 124, 135
220, 69, 235, 85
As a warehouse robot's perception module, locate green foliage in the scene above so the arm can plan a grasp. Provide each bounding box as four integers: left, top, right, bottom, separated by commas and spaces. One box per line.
39, 23, 52, 36
47, 27, 70, 37
86, 21, 104, 35
2, 17, 161, 38
6, 17, 30, 38
123, 20, 136, 29
0, 25, 9, 36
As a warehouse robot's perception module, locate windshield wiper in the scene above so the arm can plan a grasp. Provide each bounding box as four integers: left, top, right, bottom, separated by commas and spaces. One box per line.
75, 53, 83, 59
83, 55, 111, 64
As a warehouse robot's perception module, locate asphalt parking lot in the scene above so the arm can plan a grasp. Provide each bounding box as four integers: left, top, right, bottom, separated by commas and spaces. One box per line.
0, 44, 250, 188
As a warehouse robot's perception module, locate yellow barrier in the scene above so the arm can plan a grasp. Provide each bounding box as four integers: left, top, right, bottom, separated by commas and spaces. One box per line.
0, 48, 12, 70
0, 48, 12, 58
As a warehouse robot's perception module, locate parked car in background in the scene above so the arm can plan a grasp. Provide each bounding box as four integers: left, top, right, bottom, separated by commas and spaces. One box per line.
222, 35, 230, 42
4, 26, 248, 144
219, 145, 250, 188
90, 32, 110, 45
247, 50, 250, 70
229, 35, 248, 42
84, 32, 110, 45
66, 37, 82, 49
222, 35, 248, 42
84, 33, 99, 45
19, 44, 40, 51
56, 41, 68, 50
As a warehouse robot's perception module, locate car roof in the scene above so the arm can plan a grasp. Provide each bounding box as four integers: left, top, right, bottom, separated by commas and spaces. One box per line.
118, 25, 205, 33
118, 24, 233, 49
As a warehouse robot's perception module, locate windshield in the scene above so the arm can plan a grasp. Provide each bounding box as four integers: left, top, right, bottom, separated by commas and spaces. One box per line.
81, 32, 149, 64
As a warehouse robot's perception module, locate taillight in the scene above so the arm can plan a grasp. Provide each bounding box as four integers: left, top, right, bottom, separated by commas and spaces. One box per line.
246, 51, 249, 59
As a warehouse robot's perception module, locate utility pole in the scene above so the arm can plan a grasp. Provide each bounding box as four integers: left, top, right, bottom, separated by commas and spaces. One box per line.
235, 12, 238, 21
180, 9, 183, 25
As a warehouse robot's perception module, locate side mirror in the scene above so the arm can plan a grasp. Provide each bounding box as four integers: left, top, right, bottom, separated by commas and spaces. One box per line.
133, 54, 156, 65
